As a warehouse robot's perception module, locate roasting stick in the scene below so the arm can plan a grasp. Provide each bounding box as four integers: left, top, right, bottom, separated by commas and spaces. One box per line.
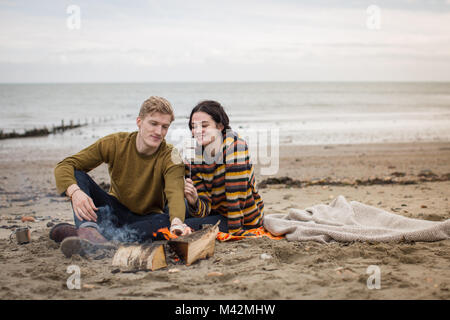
183, 137, 197, 179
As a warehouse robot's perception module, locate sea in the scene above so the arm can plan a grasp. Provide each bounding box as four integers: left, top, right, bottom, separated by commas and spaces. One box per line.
0, 82, 449, 154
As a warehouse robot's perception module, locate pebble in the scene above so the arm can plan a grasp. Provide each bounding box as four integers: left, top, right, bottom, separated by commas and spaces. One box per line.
82, 284, 97, 289
260, 253, 272, 260
168, 268, 180, 273
207, 272, 224, 277
21, 216, 35, 223
47, 222, 55, 228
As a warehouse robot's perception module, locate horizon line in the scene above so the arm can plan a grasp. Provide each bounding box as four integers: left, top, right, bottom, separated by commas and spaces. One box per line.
1, 80, 450, 85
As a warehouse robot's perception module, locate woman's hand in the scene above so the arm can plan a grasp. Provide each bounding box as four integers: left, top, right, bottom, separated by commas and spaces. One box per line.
184, 178, 198, 207
67, 184, 98, 222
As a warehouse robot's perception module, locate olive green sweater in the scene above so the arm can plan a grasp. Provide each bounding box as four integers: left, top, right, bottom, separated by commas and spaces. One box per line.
54, 131, 186, 222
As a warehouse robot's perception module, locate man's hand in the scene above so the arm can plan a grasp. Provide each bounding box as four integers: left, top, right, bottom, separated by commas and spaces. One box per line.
184, 178, 198, 207
170, 217, 192, 236
67, 184, 98, 222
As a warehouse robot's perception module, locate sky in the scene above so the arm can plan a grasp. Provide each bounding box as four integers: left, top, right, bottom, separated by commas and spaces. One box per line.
0, 0, 449, 83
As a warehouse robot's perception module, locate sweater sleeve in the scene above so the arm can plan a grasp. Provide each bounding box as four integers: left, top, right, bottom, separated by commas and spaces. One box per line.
163, 148, 188, 223
54, 135, 114, 195
185, 163, 212, 218
224, 134, 251, 235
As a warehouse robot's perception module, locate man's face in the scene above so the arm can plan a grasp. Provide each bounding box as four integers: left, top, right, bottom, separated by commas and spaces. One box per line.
136, 112, 172, 149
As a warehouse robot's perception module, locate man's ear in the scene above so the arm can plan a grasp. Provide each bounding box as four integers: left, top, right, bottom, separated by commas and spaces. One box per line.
136, 116, 141, 129
217, 123, 224, 131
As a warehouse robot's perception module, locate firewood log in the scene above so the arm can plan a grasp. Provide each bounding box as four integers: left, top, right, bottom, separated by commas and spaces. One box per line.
168, 222, 219, 265
111, 242, 167, 271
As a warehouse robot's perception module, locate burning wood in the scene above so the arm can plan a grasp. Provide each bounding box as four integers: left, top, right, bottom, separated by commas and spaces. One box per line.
168, 222, 219, 266
111, 242, 167, 272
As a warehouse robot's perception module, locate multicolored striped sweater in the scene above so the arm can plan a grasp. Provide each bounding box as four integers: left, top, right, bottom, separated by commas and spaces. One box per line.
185, 131, 264, 235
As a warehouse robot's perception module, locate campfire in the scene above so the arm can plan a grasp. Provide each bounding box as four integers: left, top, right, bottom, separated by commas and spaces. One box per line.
112, 222, 220, 272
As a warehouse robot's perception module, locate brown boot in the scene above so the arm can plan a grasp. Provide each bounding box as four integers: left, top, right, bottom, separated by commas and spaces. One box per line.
60, 228, 116, 258
49, 223, 78, 243
77, 227, 109, 244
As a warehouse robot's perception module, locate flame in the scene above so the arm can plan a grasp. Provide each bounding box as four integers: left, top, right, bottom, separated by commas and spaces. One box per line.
153, 227, 179, 240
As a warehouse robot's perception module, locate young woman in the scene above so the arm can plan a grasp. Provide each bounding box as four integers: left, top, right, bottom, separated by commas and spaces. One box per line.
183, 100, 264, 236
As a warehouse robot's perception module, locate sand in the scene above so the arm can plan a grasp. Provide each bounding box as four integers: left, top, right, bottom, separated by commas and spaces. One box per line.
0, 138, 449, 300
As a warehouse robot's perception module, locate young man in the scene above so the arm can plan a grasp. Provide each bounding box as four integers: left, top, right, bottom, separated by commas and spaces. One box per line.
52, 96, 191, 257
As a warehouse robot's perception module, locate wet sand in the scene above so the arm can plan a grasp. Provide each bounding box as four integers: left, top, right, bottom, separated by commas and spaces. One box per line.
0, 139, 449, 299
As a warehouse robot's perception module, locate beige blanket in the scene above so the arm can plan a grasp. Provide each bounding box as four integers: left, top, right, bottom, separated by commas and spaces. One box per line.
263, 195, 450, 243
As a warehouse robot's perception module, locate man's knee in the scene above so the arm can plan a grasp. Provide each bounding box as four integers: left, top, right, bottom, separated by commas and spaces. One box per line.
74, 170, 97, 191
74, 169, 89, 182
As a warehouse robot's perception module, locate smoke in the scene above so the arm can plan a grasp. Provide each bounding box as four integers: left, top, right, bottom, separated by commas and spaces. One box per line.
97, 205, 146, 244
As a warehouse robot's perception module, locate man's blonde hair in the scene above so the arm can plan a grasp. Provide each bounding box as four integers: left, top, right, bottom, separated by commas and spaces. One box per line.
139, 96, 174, 121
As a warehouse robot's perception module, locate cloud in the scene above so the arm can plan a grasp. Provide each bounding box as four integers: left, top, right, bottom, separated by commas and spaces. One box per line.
0, 0, 449, 82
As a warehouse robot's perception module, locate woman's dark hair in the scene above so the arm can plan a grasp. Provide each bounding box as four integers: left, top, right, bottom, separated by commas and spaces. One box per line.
189, 100, 231, 134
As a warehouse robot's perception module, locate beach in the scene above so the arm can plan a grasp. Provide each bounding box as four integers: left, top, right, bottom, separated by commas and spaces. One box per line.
0, 138, 449, 300
2, 0, 450, 304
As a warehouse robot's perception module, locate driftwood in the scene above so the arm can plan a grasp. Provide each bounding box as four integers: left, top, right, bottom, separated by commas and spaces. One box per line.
111, 242, 167, 271
168, 222, 220, 266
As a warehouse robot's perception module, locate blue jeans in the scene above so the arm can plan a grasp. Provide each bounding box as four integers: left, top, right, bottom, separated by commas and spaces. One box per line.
71, 170, 228, 243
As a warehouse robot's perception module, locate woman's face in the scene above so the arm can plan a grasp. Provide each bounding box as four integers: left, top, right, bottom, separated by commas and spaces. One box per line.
191, 111, 224, 146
